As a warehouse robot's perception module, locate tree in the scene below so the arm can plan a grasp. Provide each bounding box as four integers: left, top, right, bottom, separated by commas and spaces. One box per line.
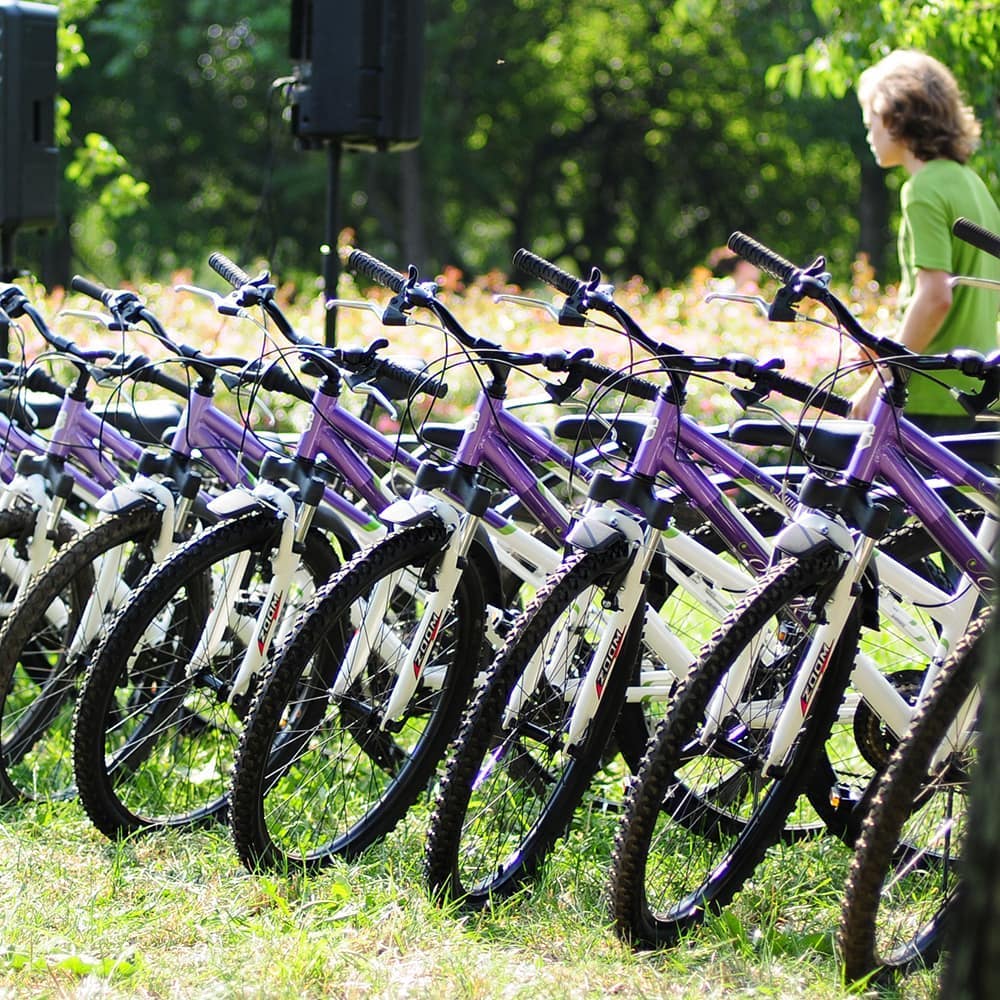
53, 0, 868, 286
768, 0, 1000, 279
417, 0, 862, 283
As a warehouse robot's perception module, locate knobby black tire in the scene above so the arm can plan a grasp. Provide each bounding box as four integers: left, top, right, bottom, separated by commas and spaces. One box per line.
425, 538, 643, 908
838, 610, 988, 984
0, 502, 164, 803
622, 509, 964, 838
609, 545, 858, 947
229, 518, 486, 871
72, 511, 339, 838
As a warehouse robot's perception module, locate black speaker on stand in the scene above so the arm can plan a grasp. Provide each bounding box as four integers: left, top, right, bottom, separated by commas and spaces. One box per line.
0, 1, 58, 357
287, 0, 425, 344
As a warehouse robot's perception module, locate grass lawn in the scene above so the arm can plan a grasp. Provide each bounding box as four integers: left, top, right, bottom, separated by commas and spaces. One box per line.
1, 789, 939, 998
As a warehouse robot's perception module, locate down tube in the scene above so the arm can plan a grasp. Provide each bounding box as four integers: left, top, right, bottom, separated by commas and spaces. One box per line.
670, 423, 777, 574
883, 442, 995, 595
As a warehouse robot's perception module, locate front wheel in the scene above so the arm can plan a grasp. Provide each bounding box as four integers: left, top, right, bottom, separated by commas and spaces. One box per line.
72, 511, 340, 838
229, 518, 486, 871
0, 503, 164, 803
609, 545, 857, 947
838, 609, 987, 983
425, 538, 643, 907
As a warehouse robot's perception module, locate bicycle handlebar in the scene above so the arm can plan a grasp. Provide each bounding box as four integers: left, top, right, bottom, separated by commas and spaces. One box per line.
953, 218, 1000, 260
360, 355, 448, 400
23, 366, 66, 398
209, 249, 448, 402
131, 366, 193, 399
344, 249, 409, 295
726, 232, 799, 283
727, 230, 1000, 399
752, 368, 851, 417
70, 274, 113, 307
208, 251, 254, 291
513, 248, 582, 297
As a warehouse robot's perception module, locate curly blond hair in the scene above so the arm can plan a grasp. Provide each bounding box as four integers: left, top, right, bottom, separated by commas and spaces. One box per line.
858, 50, 981, 164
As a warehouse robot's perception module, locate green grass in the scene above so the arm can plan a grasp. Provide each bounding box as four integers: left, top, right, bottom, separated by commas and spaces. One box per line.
0, 787, 941, 998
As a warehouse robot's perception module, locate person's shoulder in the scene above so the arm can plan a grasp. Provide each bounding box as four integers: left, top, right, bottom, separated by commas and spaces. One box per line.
904, 159, 975, 204
914, 159, 964, 185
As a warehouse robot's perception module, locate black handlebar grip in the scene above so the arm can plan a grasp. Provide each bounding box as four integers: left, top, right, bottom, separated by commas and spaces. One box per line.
208, 251, 253, 290
380, 358, 448, 399
260, 364, 314, 404
346, 249, 408, 294
144, 369, 192, 400
579, 360, 660, 402
512, 249, 581, 297
953, 218, 1000, 261
24, 367, 67, 398
727, 232, 799, 283
769, 371, 851, 418
70, 274, 113, 307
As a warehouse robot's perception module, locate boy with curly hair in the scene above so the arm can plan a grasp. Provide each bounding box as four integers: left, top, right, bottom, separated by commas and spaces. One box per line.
850, 49, 1000, 430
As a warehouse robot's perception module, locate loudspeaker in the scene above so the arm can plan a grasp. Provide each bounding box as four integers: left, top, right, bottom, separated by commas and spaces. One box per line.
0, 1, 58, 231
289, 0, 424, 151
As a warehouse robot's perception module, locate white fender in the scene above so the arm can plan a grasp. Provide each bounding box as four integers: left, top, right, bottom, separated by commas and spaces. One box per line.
379, 493, 461, 532
566, 506, 644, 552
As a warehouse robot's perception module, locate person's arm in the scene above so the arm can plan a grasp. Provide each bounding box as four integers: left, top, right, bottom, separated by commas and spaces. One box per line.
896, 267, 952, 351
849, 267, 953, 418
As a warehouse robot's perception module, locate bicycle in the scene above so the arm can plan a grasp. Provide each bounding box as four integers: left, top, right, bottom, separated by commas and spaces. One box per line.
68, 251, 505, 839
0, 280, 187, 617
422, 245, 980, 909
835, 216, 1000, 982
225, 247, 697, 871
0, 271, 331, 804
608, 229, 997, 947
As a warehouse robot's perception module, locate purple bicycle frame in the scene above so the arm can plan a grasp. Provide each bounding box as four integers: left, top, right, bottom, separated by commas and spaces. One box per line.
168, 388, 271, 489
0, 412, 47, 483
624, 389, 799, 573
843, 394, 996, 593
301, 382, 593, 536
38, 393, 145, 498
453, 393, 594, 537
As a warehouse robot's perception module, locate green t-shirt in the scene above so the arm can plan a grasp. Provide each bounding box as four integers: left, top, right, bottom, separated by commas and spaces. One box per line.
897, 158, 1000, 415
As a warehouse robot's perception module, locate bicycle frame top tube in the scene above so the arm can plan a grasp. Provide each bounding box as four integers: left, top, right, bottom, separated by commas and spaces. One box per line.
44, 393, 145, 494
843, 394, 997, 592
617, 389, 788, 574
295, 387, 415, 531
0, 410, 47, 483
451, 387, 594, 539
478, 403, 593, 540
299, 376, 591, 540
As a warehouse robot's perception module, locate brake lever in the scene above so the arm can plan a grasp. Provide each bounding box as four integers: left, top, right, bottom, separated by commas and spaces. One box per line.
174, 284, 251, 319
949, 275, 1000, 292
704, 292, 771, 317
348, 379, 398, 421
492, 293, 562, 322
324, 298, 400, 325
58, 308, 133, 332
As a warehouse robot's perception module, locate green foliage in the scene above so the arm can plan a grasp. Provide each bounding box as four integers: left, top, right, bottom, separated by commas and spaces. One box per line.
40, 0, 994, 290
411, 0, 867, 283
55, 1, 150, 239
769, 0, 1000, 189
65, 133, 149, 218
